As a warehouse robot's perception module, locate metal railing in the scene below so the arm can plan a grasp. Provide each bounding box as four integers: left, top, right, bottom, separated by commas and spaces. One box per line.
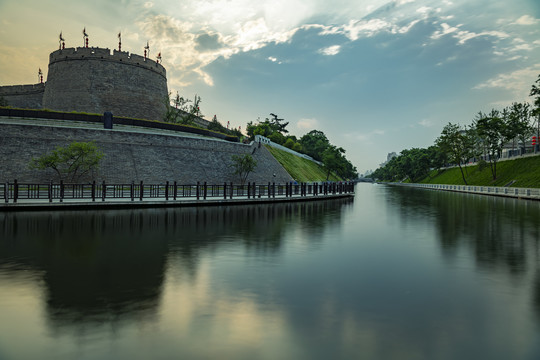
389, 182, 540, 200
1, 180, 355, 204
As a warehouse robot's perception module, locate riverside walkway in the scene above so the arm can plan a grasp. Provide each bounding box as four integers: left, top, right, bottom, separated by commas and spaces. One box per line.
1, 181, 355, 211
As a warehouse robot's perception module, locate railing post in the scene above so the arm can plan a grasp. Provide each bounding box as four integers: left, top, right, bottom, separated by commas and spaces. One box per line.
92, 181, 96, 202
102, 181, 106, 201
230, 182, 233, 199
247, 182, 250, 199
130, 181, 134, 201
60, 180, 64, 203
140, 181, 144, 201
165, 181, 169, 201
4, 182, 8, 203
224, 182, 227, 200
48, 180, 53, 203
272, 182, 276, 198
13, 179, 18, 203
204, 182, 207, 200
196, 182, 200, 200
174, 181, 177, 200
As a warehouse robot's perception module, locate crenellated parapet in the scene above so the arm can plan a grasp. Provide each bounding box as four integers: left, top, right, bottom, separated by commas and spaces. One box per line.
49, 47, 166, 79
0, 83, 45, 96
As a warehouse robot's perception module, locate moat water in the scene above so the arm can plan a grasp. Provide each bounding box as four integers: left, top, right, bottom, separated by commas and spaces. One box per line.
1, 184, 539, 360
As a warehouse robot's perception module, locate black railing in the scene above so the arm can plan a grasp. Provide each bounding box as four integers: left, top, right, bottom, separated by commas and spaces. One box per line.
1, 180, 355, 203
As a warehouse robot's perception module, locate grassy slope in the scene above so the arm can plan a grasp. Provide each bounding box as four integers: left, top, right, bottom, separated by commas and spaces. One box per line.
265, 146, 341, 182
419, 155, 540, 188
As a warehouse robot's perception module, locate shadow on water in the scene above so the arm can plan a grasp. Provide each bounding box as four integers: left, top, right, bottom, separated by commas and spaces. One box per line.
385, 186, 540, 322
0, 198, 353, 333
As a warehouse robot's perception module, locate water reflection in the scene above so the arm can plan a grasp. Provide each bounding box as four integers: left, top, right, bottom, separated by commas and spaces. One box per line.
385, 186, 540, 322
0, 199, 353, 337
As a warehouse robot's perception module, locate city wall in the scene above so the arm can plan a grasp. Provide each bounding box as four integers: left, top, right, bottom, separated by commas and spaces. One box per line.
0, 123, 293, 184
0, 83, 45, 109
42, 47, 168, 121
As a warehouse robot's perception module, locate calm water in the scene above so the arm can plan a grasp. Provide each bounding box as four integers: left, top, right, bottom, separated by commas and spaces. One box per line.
1, 184, 539, 360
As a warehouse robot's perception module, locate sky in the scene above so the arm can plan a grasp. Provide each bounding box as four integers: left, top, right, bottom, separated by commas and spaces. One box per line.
1, 0, 539, 174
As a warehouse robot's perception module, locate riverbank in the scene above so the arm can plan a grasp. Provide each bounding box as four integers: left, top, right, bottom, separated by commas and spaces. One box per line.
418, 153, 540, 188
387, 182, 540, 201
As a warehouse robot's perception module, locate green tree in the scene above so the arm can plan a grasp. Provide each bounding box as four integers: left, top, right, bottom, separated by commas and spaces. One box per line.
163, 92, 203, 125
321, 145, 347, 181
436, 123, 477, 184
283, 138, 295, 149
530, 74, 540, 149
230, 154, 257, 185
0, 95, 8, 107
474, 110, 506, 180
29, 141, 104, 182
506, 102, 533, 154
299, 130, 330, 161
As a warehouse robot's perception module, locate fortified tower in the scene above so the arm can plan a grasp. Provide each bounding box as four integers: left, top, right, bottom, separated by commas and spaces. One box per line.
41, 47, 168, 120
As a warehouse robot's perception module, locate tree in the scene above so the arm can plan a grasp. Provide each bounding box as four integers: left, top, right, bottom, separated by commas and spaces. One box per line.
163, 92, 203, 125
506, 102, 533, 155
321, 145, 347, 181
436, 123, 477, 184
474, 110, 506, 180
530, 74, 540, 150
0, 95, 8, 107
230, 154, 257, 185
29, 141, 104, 182
299, 130, 330, 161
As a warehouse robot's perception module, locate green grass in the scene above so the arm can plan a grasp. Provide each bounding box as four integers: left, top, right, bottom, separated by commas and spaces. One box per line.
419, 155, 540, 188
265, 146, 341, 182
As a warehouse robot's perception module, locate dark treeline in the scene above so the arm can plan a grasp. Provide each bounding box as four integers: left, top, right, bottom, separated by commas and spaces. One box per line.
371, 74, 540, 184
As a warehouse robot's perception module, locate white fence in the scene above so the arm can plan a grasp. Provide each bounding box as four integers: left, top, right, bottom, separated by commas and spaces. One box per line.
389, 182, 540, 200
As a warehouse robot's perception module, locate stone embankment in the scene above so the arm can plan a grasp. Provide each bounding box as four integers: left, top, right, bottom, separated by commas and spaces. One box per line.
388, 182, 540, 201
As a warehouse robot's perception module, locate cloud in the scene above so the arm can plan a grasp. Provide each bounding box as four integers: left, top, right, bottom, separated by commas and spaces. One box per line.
297, 118, 319, 130
319, 45, 341, 56
513, 15, 539, 26
418, 119, 433, 127
430, 22, 459, 40
473, 64, 540, 97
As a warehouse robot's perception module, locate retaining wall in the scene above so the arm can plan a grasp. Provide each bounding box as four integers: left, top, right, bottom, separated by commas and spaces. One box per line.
0, 122, 293, 184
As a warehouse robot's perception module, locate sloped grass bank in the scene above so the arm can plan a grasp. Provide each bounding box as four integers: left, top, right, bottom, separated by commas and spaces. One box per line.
265, 146, 341, 182
419, 155, 540, 188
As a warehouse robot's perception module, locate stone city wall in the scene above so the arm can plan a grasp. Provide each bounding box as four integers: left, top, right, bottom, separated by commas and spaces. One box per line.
0, 123, 293, 184
0, 83, 45, 109
42, 47, 168, 121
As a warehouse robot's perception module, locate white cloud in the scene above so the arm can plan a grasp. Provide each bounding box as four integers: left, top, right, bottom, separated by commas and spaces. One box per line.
319, 45, 341, 56
473, 64, 540, 97
144, 2, 154, 9
297, 118, 319, 130
430, 22, 459, 40
418, 119, 433, 127
514, 15, 539, 26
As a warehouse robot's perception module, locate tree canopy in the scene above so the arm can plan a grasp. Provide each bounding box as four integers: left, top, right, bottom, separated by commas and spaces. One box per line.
29, 141, 104, 182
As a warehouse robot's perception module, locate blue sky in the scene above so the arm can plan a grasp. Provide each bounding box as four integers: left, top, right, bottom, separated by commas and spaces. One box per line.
1, 0, 539, 173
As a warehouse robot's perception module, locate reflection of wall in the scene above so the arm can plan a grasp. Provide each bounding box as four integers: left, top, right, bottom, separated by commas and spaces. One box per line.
0, 198, 353, 331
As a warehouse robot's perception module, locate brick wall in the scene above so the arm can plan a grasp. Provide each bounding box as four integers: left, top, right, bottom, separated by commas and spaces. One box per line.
0, 123, 293, 184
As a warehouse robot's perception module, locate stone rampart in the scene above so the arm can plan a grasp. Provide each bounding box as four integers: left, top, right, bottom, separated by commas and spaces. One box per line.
42, 47, 168, 121
0, 122, 293, 184
0, 83, 45, 109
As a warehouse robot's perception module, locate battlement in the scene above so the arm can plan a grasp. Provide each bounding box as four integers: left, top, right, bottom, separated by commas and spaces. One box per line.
49, 47, 166, 78
0, 83, 45, 96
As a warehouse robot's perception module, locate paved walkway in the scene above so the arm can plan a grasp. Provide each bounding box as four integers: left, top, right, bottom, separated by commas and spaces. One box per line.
1, 193, 355, 211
